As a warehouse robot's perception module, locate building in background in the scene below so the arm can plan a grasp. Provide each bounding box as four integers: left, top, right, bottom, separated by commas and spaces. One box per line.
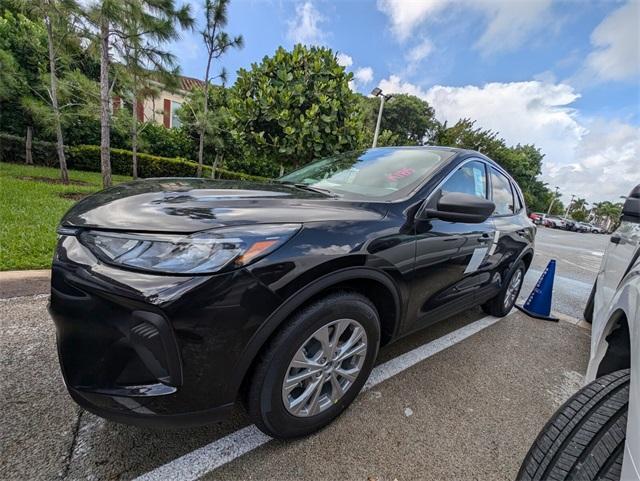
113, 75, 204, 128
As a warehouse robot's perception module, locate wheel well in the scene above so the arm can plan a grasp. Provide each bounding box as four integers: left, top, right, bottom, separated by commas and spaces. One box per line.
238, 276, 400, 402
597, 311, 631, 377
317, 279, 398, 346
521, 251, 533, 271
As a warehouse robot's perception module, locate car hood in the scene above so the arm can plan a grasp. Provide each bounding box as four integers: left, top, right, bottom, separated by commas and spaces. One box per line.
61, 178, 386, 232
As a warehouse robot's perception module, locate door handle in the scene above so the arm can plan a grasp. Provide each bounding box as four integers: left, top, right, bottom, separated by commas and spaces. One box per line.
477, 233, 491, 242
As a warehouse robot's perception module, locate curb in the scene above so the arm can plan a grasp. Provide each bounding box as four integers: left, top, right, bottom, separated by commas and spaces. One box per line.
0, 269, 51, 299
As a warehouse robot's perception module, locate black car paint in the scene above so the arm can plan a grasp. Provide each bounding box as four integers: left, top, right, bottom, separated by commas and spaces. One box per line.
49, 149, 535, 426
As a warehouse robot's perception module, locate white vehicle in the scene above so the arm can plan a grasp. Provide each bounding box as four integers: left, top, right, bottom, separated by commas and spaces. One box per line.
518, 184, 640, 481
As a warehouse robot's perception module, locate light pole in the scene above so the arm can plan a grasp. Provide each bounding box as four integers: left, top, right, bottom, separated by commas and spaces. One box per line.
563, 194, 575, 220
547, 186, 560, 215
371, 87, 392, 148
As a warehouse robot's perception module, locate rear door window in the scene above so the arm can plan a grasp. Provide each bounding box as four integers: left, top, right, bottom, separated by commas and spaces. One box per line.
490, 168, 515, 215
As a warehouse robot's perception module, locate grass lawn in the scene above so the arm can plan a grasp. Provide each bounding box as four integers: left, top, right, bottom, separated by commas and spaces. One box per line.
0, 162, 130, 271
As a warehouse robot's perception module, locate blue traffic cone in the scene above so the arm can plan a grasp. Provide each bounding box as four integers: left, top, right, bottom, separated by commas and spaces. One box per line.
516, 260, 559, 322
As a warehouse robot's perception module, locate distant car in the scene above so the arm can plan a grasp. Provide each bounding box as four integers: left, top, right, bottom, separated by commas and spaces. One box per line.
529, 212, 545, 225
518, 184, 640, 481
564, 219, 578, 231
544, 216, 566, 229
576, 221, 592, 233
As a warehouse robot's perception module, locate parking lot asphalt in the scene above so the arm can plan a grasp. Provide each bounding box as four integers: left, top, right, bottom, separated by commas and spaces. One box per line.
0, 227, 603, 480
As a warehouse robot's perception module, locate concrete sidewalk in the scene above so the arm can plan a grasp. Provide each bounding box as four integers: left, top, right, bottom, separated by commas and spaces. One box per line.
0, 269, 51, 298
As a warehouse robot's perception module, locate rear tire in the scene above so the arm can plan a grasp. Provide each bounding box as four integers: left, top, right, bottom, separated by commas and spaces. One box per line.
245, 292, 380, 439
482, 261, 525, 317
517, 369, 630, 481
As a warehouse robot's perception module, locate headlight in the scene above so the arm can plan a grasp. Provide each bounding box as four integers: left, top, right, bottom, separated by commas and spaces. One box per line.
78, 224, 301, 274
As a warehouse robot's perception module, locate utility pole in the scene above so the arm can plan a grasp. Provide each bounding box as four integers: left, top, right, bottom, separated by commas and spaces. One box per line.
371, 87, 392, 148
563, 194, 575, 220
547, 186, 560, 215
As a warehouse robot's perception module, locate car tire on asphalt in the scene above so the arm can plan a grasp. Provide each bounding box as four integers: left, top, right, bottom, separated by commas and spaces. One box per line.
245, 291, 380, 439
517, 369, 630, 481
481, 261, 525, 317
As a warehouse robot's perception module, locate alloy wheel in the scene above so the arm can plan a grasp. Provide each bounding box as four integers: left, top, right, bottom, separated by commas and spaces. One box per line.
282, 319, 368, 417
504, 268, 523, 310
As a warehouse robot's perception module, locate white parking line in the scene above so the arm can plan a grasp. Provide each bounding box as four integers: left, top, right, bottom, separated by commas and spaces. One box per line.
133, 312, 509, 481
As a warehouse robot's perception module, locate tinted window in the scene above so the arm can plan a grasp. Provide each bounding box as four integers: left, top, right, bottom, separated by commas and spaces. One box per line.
279, 149, 454, 200
490, 168, 514, 215
441, 161, 487, 198
512, 183, 523, 211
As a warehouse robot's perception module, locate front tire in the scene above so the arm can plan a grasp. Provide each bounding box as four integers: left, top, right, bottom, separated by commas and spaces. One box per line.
482, 261, 525, 317
245, 292, 380, 439
518, 369, 629, 481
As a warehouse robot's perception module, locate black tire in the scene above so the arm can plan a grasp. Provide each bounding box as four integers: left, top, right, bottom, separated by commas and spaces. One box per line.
245, 292, 380, 439
517, 369, 630, 481
481, 261, 525, 317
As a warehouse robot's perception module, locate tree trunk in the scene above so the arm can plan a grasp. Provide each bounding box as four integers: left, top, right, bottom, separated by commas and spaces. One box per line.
197, 55, 213, 177
211, 152, 219, 178
99, 18, 112, 188
132, 98, 138, 179
45, 15, 69, 183
25, 126, 33, 165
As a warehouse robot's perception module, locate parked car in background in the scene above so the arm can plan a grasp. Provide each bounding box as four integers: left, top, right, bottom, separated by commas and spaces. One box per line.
564, 219, 578, 231
529, 212, 544, 225
49, 146, 536, 439
518, 184, 640, 481
576, 221, 592, 232
543, 215, 566, 229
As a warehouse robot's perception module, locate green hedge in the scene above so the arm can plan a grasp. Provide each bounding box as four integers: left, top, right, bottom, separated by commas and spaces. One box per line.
0, 133, 59, 166
0, 133, 269, 182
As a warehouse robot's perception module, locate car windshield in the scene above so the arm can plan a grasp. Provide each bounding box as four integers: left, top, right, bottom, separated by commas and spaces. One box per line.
278, 148, 454, 200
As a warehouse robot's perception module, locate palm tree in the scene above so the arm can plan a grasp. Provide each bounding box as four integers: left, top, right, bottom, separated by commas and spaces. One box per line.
31, 0, 78, 184
593, 201, 623, 232
197, 0, 243, 177
83, 0, 193, 188
118, 0, 193, 179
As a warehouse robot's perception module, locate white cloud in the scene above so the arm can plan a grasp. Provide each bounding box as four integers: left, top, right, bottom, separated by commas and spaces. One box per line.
376, 0, 447, 42
424, 81, 584, 167
287, 1, 326, 45
354, 67, 374, 85
336, 52, 353, 68
473, 0, 552, 55
378, 74, 429, 98
375, 76, 639, 202
584, 1, 640, 82
377, 0, 553, 55
544, 120, 640, 203
406, 38, 434, 63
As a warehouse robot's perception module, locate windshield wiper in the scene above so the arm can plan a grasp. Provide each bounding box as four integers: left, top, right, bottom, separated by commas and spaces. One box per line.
277, 181, 338, 197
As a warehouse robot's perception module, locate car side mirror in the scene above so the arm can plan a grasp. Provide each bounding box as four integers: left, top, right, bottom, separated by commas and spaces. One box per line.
418, 192, 495, 224
622, 186, 640, 223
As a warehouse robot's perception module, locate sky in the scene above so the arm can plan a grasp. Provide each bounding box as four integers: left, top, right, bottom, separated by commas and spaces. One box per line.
170, 0, 640, 204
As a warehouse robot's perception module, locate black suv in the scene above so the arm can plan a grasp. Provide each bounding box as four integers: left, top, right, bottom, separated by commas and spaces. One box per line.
49, 146, 535, 438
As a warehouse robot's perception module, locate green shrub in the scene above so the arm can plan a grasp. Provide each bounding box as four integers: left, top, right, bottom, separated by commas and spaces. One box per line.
139, 123, 195, 159
1, 133, 271, 182
66, 145, 269, 181
0, 133, 59, 166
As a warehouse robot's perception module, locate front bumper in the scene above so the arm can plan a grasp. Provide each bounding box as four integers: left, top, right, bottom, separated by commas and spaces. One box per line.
49, 235, 282, 426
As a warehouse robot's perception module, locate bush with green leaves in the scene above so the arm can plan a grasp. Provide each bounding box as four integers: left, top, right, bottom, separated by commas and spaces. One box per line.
228, 44, 364, 170
0, 133, 58, 165
138, 123, 195, 159
0, 134, 268, 181
66, 145, 268, 181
